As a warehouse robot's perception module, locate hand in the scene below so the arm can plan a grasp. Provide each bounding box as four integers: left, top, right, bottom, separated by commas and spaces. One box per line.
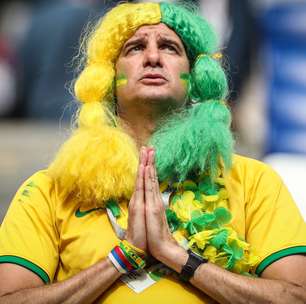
125, 147, 147, 252
144, 148, 178, 260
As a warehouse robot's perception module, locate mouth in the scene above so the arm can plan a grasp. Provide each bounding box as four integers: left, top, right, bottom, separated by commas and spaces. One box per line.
139, 73, 167, 85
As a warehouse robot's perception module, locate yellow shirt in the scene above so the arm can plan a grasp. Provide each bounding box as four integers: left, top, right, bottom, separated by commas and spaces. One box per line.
1, 154, 306, 303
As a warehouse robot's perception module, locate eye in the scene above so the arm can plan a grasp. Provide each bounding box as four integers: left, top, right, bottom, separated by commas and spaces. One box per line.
127, 44, 145, 54
160, 43, 178, 53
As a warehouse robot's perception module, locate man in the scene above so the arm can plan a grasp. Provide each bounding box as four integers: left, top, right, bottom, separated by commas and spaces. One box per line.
0, 2, 306, 303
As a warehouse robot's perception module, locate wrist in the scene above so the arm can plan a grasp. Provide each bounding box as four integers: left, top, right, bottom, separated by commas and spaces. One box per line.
179, 249, 208, 282
105, 256, 123, 278
156, 242, 188, 273
107, 241, 147, 275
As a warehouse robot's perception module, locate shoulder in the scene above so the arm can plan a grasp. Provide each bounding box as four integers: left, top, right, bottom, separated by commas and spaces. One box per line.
15, 170, 55, 199
231, 154, 273, 173
6, 170, 59, 216
225, 154, 286, 208
24, 170, 54, 187
228, 154, 282, 184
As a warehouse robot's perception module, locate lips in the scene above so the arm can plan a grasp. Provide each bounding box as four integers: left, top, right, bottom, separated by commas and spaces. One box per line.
140, 73, 167, 85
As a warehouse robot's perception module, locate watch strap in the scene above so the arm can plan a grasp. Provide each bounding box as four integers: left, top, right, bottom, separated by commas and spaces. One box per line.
179, 249, 207, 282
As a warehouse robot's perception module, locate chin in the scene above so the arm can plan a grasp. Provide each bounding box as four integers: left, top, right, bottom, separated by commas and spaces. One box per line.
141, 95, 185, 113
138, 88, 183, 104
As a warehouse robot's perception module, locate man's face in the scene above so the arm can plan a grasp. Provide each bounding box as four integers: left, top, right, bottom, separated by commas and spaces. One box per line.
115, 23, 190, 112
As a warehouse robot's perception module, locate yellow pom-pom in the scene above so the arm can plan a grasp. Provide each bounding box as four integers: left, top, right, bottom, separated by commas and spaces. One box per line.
182, 190, 195, 204
173, 230, 188, 244
192, 200, 203, 209
189, 229, 216, 249
203, 194, 219, 202
218, 188, 229, 199
203, 245, 217, 262
216, 200, 228, 209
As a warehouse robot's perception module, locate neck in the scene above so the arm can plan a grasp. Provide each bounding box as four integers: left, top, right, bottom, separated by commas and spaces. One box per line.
117, 103, 161, 149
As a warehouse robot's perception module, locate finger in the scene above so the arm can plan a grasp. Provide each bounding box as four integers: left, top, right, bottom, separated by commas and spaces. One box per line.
130, 148, 145, 211
146, 147, 155, 166
134, 165, 144, 203
140, 146, 148, 167
150, 151, 160, 194
149, 151, 163, 203
144, 165, 155, 206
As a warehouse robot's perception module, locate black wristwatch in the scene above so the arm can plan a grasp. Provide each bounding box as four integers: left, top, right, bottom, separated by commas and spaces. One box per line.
179, 249, 207, 282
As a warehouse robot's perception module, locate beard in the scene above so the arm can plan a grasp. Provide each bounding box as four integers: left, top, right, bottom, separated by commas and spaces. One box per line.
149, 100, 234, 182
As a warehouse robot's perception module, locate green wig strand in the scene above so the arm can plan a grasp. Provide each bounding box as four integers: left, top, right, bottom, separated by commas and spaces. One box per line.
150, 100, 233, 183
151, 3, 233, 183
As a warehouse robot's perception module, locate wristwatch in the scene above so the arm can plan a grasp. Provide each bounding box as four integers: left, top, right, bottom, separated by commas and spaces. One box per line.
179, 249, 207, 282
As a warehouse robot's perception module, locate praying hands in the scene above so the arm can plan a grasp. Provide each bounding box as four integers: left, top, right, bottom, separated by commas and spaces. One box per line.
125, 147, 187, 271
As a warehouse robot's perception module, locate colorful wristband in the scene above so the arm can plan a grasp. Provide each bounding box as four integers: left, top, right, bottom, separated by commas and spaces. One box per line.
119, 241, 146, 269
108, 251, 127, 274
108, 243, 146, 274
113, 246, 134, 272
122, 240, 147, 257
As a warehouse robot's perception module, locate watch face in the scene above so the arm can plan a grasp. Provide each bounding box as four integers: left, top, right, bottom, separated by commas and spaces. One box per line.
185, 265, 194, 272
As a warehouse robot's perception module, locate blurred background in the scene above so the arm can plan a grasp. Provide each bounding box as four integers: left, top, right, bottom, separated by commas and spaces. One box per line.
0, 0, 305, 222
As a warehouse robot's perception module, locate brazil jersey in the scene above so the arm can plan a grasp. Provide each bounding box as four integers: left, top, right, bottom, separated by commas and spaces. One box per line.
0, 154, 306, 303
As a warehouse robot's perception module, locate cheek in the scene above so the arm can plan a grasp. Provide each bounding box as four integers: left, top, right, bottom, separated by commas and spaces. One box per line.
115, 73, 128, 88
179, 72, 190, 92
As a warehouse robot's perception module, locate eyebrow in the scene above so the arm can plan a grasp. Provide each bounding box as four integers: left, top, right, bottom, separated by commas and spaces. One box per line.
158, 36, 184, 53
122, 37, 147, 53
122, 35, 185, 54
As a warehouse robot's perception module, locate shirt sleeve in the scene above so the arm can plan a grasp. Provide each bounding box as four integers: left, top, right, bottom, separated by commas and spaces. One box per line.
0, 171, 59, 283
245, 163, 306, 276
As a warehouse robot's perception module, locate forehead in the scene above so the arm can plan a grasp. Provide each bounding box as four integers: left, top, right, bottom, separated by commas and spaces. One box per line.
127, 23, 183, 43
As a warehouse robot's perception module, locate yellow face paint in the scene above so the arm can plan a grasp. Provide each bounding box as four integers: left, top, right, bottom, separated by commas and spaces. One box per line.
116, 73, 128, 87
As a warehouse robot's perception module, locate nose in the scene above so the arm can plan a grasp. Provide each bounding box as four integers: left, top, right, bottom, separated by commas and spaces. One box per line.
143, 41, 162, 68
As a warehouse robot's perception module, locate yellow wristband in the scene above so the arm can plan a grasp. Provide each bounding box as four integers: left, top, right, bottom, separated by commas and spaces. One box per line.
122, 240, 147, 257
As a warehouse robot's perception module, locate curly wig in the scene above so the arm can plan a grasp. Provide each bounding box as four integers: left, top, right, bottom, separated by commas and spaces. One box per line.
48, 2, 233, 206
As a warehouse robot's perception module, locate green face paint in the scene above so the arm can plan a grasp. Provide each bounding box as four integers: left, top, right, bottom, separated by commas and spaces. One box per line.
116, 73, 128, 87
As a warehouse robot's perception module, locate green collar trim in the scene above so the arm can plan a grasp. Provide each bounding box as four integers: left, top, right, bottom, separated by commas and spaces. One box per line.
256, 246, 306, 276
0, 255, 50, 283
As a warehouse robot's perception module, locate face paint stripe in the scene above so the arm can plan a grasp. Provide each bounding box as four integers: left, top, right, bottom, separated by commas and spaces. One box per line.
180, 72, 190, 86
116, 74, 128, 87
116, 79, 128, 87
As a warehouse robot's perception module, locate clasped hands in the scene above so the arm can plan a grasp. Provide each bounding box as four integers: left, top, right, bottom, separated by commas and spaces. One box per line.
125, 146, 183, 266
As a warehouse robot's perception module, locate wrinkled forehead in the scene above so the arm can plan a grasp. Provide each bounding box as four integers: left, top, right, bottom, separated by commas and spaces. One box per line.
123, 23, 185, 47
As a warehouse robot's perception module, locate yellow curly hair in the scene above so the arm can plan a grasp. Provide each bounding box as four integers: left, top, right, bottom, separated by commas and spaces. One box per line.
48, 3, 161, 206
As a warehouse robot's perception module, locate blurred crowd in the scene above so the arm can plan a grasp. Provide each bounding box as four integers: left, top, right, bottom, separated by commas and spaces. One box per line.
1, 0, 306, 155
0, 0, 306, 218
